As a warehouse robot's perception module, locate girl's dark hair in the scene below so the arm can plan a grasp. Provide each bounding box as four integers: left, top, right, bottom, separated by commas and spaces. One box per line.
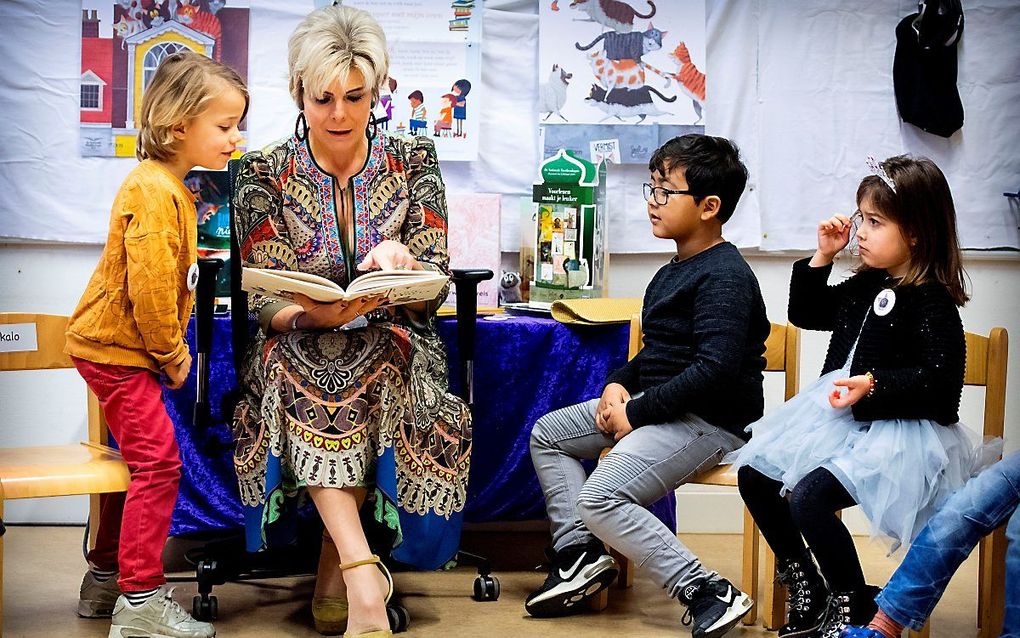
452, 79, 471, 96
408, 90, 424, 101
856, 155, 969, 306
648, 134, 748, 223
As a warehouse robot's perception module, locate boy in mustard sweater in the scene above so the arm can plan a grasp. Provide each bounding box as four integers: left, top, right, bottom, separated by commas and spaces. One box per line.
65, 51, 247, 638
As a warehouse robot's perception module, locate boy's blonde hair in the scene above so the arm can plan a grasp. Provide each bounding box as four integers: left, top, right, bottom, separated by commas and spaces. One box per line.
288, 4, 389, 110
136, 50, 249, 162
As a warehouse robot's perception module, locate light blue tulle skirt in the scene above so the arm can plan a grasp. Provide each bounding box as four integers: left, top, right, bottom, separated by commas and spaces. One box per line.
725, 365, 1000, 552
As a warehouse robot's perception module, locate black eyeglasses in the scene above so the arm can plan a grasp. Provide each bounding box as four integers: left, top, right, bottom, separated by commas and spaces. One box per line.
847, 210, 864, 256
642, 183, 699, 206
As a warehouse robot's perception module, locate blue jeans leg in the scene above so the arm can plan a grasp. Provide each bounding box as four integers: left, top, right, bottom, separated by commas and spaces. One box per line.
1004, 505, 1020, 637
875, 452, 1020, 632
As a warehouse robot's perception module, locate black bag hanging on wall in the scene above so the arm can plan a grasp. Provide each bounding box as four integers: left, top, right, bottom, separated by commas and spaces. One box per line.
893, 0, 965, 138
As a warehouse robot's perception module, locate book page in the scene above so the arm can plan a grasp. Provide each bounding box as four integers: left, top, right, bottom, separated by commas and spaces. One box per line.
268, 269, 344, 288
241, 268, 346, 304
243, 267, 449, 306
346, 270, 449, 305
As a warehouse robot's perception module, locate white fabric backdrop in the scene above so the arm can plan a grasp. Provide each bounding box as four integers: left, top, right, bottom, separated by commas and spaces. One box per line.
1, 0, 1017, 251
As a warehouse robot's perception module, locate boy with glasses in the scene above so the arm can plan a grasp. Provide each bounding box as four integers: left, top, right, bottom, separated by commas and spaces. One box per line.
526, 134, 770, 638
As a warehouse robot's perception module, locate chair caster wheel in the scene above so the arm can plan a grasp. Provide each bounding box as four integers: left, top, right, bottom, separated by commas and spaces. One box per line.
192, 594, 217, 621
387, 604, 410, 633
196, 559, 218, 579
472, 575, 500, 601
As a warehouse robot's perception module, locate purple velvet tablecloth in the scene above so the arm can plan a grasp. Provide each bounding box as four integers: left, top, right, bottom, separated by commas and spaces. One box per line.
164, 314, 676, 537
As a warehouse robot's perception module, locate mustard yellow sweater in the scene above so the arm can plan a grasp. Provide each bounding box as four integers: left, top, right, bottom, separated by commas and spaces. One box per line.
66, 160, 197, 373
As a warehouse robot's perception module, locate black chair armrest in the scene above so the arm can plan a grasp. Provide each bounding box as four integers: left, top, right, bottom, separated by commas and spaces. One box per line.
449, 269, 493, 404
194, 257, 224, 428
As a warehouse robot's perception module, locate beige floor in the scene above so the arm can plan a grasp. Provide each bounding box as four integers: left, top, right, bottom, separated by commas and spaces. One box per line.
2, 527, 981, 638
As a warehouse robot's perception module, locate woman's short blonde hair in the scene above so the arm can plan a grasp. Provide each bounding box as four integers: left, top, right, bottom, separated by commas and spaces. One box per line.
136, 50, 249, 162
288, 4, 389, 110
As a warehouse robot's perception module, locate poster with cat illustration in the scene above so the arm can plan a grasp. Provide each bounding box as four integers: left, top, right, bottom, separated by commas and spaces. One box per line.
79, 1, 250, 158
540, 0, 705, 126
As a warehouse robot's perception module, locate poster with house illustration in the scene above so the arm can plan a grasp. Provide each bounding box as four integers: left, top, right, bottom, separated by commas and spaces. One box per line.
79, 1, 249, 158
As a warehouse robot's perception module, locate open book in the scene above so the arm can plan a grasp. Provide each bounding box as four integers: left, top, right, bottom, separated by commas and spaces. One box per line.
242, 267, 449, 306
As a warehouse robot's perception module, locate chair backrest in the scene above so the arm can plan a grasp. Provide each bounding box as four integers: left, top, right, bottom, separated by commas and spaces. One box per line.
963, 328, 1008, 439
0, 313, 74, 371
0, 313, 109, 446
628, 315, 801, 401
227, 158, 251, 375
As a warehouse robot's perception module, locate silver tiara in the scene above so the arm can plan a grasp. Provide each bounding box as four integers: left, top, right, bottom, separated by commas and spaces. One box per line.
866, 156, 896, 193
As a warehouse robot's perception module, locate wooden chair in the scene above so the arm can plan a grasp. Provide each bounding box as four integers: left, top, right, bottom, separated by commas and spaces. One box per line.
756, 328, 1008, 638
593, 316, 800, 626
0, 313, 131, 628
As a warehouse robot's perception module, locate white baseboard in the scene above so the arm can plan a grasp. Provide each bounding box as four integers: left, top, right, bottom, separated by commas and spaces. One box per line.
675, 485, 872, 535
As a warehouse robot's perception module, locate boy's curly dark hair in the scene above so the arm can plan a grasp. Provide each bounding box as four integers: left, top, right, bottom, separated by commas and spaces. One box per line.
648, 134, 748, 223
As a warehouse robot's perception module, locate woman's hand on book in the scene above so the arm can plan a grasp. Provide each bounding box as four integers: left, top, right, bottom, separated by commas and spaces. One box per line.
358, 240, 423, 272
293, 293, 386, 330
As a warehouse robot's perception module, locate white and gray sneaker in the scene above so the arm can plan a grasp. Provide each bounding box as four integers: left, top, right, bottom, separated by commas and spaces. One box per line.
108, 587, 215, 638
78, 571, 121, 618
524, 539, 619, 618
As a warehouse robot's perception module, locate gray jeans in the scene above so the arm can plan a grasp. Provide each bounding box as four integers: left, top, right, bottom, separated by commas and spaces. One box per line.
530, 397, 745, 598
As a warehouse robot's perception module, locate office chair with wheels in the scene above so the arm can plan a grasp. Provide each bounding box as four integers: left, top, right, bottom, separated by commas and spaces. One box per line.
448, 268, 500, 602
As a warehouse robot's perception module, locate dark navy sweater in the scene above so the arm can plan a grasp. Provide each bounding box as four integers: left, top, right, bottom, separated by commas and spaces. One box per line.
605, 242, 770, 438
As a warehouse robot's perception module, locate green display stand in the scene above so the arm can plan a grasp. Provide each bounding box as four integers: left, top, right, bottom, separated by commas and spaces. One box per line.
529, 149, 608, 305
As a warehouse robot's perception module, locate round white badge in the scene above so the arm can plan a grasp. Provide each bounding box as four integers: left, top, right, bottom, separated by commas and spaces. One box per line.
187, 263, 200, 291
873, 288, 896, 316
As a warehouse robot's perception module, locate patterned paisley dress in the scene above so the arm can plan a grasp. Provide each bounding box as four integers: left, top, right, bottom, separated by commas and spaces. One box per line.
230, 131, 471, 563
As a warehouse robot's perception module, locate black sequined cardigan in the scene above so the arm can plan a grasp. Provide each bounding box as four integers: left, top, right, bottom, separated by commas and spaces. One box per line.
788, 258, 965, 425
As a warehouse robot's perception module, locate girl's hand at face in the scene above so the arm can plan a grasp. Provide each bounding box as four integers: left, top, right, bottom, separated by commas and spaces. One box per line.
828, 374, 871, 409
358, 240, 423, 272
292, 293, 386, 330
814, 214, 853, 264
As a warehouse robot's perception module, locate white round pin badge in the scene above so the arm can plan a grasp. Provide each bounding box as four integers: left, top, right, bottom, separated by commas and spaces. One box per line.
873, 289, 896, 316
187, 263, 200, 291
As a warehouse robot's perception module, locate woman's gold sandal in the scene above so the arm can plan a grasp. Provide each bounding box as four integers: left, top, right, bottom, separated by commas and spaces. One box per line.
313, 532, 349, 635
338, 555, 394, 638
312, 596, 349, 635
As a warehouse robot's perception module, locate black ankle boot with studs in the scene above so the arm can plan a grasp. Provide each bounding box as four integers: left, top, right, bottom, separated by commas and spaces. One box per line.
817, 585, 881, 638
776, 553, 828, 638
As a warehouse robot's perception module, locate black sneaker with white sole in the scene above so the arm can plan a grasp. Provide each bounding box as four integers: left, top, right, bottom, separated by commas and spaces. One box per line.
679, 577, 754, 638
524, 539, 619, 618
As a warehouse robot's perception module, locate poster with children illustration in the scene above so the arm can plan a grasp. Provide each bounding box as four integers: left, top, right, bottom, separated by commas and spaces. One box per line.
540, 0, 705, 126
79, 0, 250, 158
338, 0, 482, 161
